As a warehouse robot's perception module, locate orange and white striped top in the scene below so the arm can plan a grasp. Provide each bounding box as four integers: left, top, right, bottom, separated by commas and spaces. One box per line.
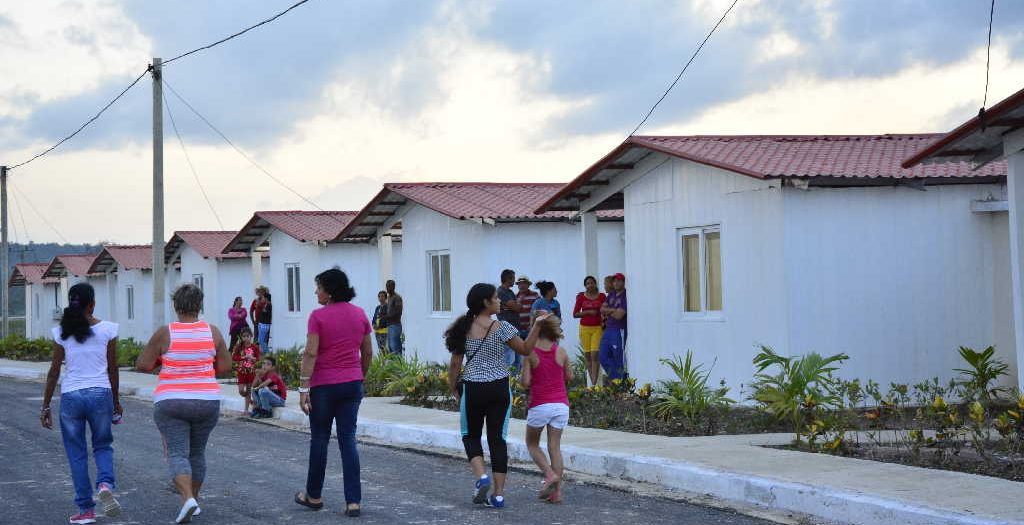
153, 321, 221, 403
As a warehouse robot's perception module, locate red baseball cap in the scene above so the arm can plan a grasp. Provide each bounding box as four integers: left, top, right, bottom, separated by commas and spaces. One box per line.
613, 273, 626, 281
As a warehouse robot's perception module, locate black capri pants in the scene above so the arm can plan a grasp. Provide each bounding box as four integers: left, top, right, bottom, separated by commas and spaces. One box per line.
459, 377, 511, 473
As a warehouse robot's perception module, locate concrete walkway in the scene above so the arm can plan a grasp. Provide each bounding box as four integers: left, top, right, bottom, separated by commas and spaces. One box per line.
4, 358, 1021, 525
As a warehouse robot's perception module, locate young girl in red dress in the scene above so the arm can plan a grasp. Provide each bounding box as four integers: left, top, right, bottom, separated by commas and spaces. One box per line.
232, 327, 261, 415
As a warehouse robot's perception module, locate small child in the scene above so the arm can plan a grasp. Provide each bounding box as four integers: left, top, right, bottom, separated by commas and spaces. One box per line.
232, 327, 261, 415
251, 356, 287, 418
521, 315, 572, 503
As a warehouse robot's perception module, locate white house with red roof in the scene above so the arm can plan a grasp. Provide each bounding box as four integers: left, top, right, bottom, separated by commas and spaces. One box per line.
88, 245, 172, 342
904, 85, 1024, 388
42, 253, 109, 321
165, 231, 254, 334
337, 182, 626, 363
10, 262, 58, 339
537, 134, 1011, 390
225, 211, 386, 351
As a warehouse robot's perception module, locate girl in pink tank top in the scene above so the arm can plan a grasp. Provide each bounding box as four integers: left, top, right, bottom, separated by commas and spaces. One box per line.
521, 315, 572, 504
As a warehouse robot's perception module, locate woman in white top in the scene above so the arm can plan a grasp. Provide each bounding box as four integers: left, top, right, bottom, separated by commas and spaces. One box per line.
41, 282, 123, 525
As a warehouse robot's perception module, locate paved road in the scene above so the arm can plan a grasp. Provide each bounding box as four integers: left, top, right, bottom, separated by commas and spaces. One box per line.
1, 379, 776, 524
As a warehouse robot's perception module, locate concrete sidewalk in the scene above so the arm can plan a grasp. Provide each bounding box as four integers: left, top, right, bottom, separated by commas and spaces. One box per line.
4, 359, 1021, 525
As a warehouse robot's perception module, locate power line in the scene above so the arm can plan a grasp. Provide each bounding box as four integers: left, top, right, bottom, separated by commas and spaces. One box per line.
163, 78, 332, 214
164, 0, 314, 66
629, 0, 740, 136
10, 190, 29, 245
10, 182, 69, 243
982, 0, 996, 110
8, 68, 150, 171
163, 88, 226, 229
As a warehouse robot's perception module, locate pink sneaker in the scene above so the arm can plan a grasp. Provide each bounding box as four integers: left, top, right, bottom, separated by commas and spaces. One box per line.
538, 471, 560, 500
546, 486, 563, 504
69, 510, 97, 524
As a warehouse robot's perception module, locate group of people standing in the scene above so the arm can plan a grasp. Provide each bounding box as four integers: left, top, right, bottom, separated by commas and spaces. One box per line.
370, 279, 404, 355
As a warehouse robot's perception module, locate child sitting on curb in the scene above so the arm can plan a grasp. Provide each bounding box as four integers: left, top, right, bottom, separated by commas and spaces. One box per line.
250, 356, 287, 418
521, 315, 572, 503
232, 327, 261, 415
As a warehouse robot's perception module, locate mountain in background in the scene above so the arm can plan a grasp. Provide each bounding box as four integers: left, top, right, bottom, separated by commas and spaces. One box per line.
6, 242, 103, 316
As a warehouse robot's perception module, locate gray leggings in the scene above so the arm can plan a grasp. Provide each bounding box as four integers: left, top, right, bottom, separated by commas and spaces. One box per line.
153, 399, 220, 481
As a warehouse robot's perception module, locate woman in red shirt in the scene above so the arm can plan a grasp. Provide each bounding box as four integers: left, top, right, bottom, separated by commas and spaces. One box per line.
573, 276, 606, 387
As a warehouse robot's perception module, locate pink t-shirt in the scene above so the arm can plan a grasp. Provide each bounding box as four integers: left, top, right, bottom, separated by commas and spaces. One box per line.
308, 302, 372, 387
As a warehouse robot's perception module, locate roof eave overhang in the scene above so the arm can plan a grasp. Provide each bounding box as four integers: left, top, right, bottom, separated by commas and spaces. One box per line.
223, 216, 273, 254
330, 186, 408, 244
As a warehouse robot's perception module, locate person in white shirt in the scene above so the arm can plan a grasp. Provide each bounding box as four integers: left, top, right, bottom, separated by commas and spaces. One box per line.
41, 282, 123, 525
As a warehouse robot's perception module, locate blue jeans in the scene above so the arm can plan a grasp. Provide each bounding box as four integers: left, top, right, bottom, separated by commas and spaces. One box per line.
386, 324, 403, 355
258, 323, 272, 354
254, 387, 285, 413
59, 387, 115, 512
306, 381, 363, 504
599, 328, 626, 380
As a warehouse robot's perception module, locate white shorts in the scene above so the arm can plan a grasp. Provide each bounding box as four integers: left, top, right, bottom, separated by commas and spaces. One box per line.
526, 403, 570, 429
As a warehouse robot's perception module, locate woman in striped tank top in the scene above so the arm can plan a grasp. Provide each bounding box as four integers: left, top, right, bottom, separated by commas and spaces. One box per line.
137, 284, 232, 524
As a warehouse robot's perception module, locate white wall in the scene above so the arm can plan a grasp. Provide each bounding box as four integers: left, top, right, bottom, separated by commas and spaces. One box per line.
115, 269, 154, 343
783, 183, 1012, 388
993, 211, 1017, 384
39, 282, 62, 339
622, 156, 789, 392
86, 274, 110, 321
393, 203, 627, 365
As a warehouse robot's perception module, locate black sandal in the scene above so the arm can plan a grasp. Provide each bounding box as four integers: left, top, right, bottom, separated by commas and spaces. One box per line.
294, 492, 323, 510
345, 504, 361, 517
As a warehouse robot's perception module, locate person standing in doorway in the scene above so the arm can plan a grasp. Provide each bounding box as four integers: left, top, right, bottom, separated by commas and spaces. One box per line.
371, 290, 389, 354
136, 284, 232, 524
497, 269, 522, 371
41, 283, 123, 524
384, 280, 403, 355
445, 283, 546, 509
257, 292, 273, 355
599, 273, 628, 380
573, 276, 605, 387
513, 276, 539, 373
228, 296, 249, 351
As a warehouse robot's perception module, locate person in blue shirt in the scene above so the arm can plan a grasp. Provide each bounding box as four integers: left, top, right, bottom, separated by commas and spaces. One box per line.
530, 281, 562, 323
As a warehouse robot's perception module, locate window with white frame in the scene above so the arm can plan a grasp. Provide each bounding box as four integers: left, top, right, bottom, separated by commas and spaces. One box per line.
126, 285, 135, 320
192, 274, 205, 312
428, 251, 451, 313
286, 263, 301, 313
680, 226, 723, 315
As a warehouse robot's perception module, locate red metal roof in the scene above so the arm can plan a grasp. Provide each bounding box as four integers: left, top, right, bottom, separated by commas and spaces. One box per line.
166, 231, 247, 263
537, 134, 1008, 214
336, 183, 624, 242
224, 211, 360, 253
89, 245, 153, 273
10, 263, 55, 287
902, 84, 1024, 168
43, 253, 100, 278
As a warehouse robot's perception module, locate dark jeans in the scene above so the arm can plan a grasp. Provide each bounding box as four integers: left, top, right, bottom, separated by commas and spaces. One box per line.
60, 387, 115, 512
459, 377, 511, 473
386, 324, 403, 355
599, 328, 626, 380
306, 381, 363, 504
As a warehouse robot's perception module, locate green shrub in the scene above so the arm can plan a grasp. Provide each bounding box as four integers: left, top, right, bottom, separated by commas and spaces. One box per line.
751, 346, 848, 445
116, 339, 144, 367
651, 352, 734, 421
272, 346, 304, 388
0, 335, 52, 361
954, 346, 1008, 404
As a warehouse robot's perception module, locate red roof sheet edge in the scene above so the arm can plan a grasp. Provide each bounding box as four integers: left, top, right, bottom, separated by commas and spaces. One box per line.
333, 187, 394, 242
902, 85, 1024, 168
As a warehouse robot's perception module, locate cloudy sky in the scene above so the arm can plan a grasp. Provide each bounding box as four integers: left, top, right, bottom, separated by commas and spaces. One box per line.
1, 0, 1022, 244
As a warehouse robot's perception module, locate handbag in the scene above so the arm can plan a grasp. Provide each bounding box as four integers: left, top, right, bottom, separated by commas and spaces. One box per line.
456, 321, 496, 394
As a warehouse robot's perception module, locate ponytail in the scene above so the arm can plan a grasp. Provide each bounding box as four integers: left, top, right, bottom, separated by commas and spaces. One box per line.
60, 282, 95, 344
444, 283, 496, 355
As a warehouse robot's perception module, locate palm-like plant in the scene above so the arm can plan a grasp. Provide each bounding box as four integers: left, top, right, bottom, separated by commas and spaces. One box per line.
650, 351, 734, 421
954, 346, 1008, 404
751, 346, 848, 444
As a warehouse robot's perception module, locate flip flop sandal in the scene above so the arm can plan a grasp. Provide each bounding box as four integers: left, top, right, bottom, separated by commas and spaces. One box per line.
345, 505, 361, 517
294, 492, 323, 510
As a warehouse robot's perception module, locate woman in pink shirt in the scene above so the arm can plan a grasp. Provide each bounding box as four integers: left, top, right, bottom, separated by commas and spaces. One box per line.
294, 268, 372, 518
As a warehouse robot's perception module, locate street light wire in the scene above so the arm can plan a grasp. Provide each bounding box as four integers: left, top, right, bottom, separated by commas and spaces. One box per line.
11, 189, 30, 246
163, 89, 226, 229
163, 0, 314, 66
981, 0, 996, 111
10, 182, 69, 243
629, 0, 740, 137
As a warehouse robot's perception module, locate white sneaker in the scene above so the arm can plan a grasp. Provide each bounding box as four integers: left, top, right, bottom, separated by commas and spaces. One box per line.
176, 498, 199, 524
97, 484, 121, 517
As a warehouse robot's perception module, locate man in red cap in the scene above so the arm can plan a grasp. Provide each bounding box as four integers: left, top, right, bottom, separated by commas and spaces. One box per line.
599, 273, 627, 379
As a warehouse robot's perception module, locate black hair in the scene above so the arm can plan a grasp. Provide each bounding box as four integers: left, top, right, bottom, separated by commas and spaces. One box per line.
264, 355, 277, 367
60, 282, 95, 344
378, 290, 387, 296
240, 325, 253, 337
315, 267, 356, 303
583, 275, 597, 286
500, 269, 515, 283
444, 283, 497, 355
537, 280, 556, 298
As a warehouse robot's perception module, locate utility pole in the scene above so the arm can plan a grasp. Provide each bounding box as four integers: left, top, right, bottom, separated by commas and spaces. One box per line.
1, 165, 8, 339
152, 58, 166, 329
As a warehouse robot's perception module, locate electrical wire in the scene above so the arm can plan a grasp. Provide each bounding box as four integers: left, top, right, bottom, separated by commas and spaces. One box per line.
10, 190, 29, 247
163, 0, 314, 66
629, 0, 740, 136
7, 68, 150, 171
982, 0, 996, 110
10, 182, 69, 243
163, 89, 226, 229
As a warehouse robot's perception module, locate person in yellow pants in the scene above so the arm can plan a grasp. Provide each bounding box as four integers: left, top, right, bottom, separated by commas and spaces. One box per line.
572, 276, 606, 387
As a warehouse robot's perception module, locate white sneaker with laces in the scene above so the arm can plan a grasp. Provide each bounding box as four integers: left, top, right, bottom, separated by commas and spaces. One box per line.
176, 498, 199, 524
